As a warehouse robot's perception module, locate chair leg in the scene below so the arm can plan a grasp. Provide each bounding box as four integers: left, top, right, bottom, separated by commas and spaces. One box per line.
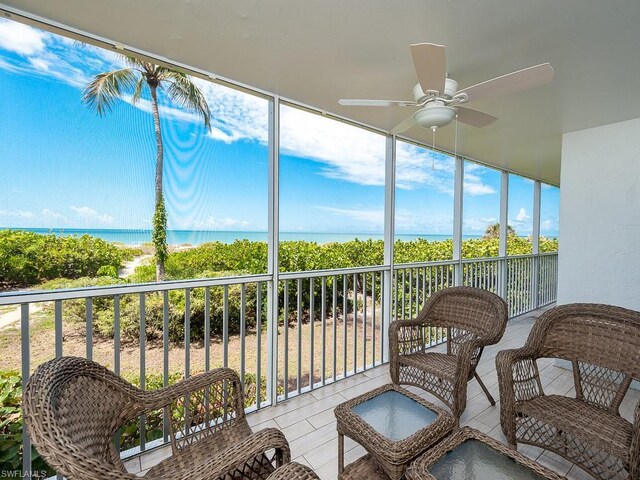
474, 372, 496, 405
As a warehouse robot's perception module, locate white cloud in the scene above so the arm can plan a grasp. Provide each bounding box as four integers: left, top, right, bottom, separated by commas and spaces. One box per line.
463, 182, 496, 196
193, 78, 269, 145
0, 209, 35, 219
176, 216, 251, 230
41, 209, 67, 221
515, 208, 530, 221
29, 56, 51, 71
0, 19, 47, 55
70, 206, 114, 224
0, 19, 107, 88
316, 206, 384, 227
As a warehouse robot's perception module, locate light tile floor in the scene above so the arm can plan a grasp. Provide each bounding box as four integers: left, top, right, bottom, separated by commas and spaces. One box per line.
128, 305, 639, 479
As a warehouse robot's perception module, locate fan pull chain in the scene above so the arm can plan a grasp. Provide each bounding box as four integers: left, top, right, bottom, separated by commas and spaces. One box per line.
432, 127, 436, 169
455, 113, 459, 159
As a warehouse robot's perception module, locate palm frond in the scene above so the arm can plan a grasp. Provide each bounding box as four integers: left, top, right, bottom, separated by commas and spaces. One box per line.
82, 68, 138, 116
163, 70, 211, 130
131, 77, 147, 105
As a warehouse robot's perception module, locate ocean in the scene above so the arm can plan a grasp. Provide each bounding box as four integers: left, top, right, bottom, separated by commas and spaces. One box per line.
4, 228, 481, 246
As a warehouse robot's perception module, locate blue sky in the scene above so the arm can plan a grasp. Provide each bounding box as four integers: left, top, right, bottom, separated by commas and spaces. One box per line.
0, 18, 559, 237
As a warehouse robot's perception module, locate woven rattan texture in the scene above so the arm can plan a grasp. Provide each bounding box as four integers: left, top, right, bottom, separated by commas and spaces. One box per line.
497, 303, 640, 480
266, 461, 321, 480
339, 453, 391, 480
335, 383, 455, 480
405, 427, 565, 480
23, 356, 291, 480
390, 286, 508, 420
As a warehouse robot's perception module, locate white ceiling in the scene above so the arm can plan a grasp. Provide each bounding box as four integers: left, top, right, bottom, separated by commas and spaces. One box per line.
4, 0, 640, 185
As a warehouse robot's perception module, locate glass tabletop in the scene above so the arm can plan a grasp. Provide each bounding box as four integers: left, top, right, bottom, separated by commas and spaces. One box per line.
429, 439, 549, 480
351, 390, 437, 441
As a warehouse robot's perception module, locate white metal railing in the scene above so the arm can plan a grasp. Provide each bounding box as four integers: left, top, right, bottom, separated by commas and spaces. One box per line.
2, 252, 557, 474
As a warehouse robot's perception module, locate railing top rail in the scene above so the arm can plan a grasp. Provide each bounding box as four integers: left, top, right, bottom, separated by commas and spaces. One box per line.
459, 256, 503, 264
278, 264, 389, 280
505, 253, 538, 260
0, 273, 273, 305
393, 259, 458, 269
0, 252, 557, 305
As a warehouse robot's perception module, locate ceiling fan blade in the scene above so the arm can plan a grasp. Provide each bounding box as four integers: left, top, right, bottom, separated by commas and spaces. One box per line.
455, 106, 498, 128
457, 63, 554, 103
390, 114, 417, 134
411, 43, 446, 94
338, 99, 416, 107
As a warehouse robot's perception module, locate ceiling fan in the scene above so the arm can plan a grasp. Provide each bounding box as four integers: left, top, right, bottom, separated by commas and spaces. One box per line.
339, 43, 554, 133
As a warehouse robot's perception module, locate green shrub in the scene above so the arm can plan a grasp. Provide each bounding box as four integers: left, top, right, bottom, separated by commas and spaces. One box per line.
97, 265, 119, 278
0, 230, 132, 287
0, 371, 54, 477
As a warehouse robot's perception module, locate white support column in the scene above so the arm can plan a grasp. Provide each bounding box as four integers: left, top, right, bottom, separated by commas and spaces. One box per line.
532, 180, 541, 254
532, 180, 541, 309
382, 135, 396, 363
453, 157, 464, 286
266, 96, 280, 405
499, 171, 509, 299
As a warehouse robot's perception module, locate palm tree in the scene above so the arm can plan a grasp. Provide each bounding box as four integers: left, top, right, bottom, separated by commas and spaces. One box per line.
83, 57, 211, 281
483, 222, 517, 239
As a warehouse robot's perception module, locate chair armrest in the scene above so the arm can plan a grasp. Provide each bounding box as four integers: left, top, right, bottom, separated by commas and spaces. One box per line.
495, 348, 542, 445
630, 400, 640, 480
389, 318, 435, 355
389, 319, 434, 383
142, 368, 243, 412
190, 428, 291, 480
266, 461, 320, 480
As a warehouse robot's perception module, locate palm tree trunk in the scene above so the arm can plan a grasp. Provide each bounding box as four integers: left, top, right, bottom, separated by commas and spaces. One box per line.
150, 84, 167, 281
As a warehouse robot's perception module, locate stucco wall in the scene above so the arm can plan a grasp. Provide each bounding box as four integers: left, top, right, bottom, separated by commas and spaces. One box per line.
558, 117, 640, 310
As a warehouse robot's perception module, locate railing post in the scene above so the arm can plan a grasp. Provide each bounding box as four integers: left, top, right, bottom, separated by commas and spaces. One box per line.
499, 172, 509, 301
453, 156, 464, 286
532, 180, 541, 310
382, 135, 396, 363
21, 304, 31, 477
267, 96, 280, 405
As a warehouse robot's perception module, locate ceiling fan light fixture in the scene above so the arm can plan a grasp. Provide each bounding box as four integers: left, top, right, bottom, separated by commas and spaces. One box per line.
414, 105, 456, 130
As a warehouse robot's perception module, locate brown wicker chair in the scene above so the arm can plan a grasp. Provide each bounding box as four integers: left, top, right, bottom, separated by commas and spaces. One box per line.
266, 462, 320, 480
389, 286, 508, 421
497, 303, 640, 480
23, 356, 290, 480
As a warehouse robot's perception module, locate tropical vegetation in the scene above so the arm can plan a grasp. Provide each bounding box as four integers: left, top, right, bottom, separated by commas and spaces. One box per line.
0, 230, 136, 288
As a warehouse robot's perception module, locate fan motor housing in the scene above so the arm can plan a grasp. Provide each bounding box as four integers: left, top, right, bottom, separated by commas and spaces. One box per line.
413, 78, 459, 103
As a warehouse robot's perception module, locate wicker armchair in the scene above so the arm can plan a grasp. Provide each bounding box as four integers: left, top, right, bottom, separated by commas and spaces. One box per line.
497, 303, 640, 480
389, 286, 508, 421
23, 356, 290, 480
266, 462, 320, 480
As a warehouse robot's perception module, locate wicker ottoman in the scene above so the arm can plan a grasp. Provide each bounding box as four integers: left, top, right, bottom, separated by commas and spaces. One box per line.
334, 384, 455, 480
405, 427, 565, 480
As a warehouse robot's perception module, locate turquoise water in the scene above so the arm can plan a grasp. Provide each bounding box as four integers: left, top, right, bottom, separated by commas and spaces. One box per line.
3, 228, 481, 246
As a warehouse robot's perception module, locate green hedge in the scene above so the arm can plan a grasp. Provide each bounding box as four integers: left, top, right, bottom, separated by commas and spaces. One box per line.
0, 230, 135, 287
37, 237, 557, 344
